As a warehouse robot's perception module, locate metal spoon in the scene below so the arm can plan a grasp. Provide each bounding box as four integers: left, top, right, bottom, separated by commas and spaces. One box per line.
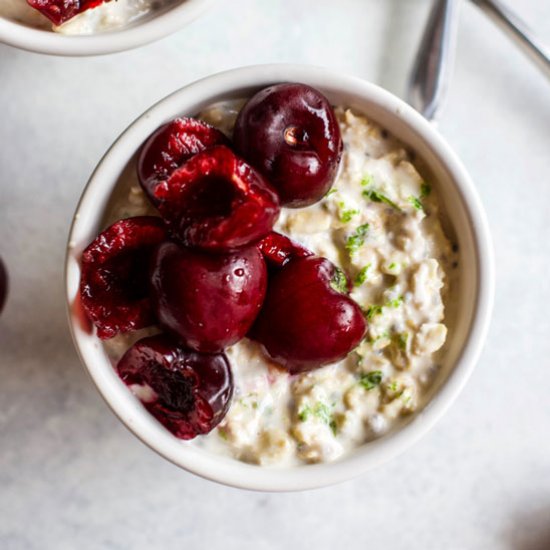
407, 0, 550, 122
407, 0, 460, 122
470, 0, 550, 81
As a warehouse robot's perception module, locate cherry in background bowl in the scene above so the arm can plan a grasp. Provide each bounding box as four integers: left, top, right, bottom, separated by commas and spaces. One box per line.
65, 65, 494, 491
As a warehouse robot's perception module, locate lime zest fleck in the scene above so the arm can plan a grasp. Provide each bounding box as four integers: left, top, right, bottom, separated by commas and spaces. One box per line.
408, 183, 431, 211
359, 370, 383, 390
330, 267, 349, 294
408, 196, 423, 211
340, 208, 360, 223
314, 402, 332, 425
420, 183, 432, 198
298, 406, 311, 422
364, 296, 403, 320
345, 223, 370, 255
298, 402, 336, 433
402, 390, 413, 405
363, 188, 401, 210
325, 187, 338, 197
360, 174, 375, 187
369, 330, 390, 343
354, 263, 372, 286
387, 296, 403, 308
364, 304, 383, 319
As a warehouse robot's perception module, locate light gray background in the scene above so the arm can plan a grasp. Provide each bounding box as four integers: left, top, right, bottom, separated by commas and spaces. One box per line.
1, 1, 549, 548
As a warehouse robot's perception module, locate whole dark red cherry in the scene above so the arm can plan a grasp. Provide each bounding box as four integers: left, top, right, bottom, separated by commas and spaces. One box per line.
137, 117, 228, 207
27, 0, 106, 26
117, 335, 233, 440
0, 256, 7, 314
79, 217, 168, 340
155, 145, 280, 251
151, 241, 267, 353
251, 256, 366, 374
256, 231, 313, 268
234, 83, 343, 208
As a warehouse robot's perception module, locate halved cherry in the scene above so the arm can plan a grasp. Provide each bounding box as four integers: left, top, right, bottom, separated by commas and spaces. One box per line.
27, 0, 106, 26
155, 145, 280, 251
137, 117, 228, 207
79, 217, 167, 340
117, 335, 233, 440
251, 256, 367, 373
256, 231, 313, 268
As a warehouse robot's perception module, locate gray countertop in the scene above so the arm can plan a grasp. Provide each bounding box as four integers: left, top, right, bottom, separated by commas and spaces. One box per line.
1, 1, 550, 548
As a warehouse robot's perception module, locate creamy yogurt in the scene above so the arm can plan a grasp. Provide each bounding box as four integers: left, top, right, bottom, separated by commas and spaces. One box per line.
0, 0, 176, 34
102, 101, 458, 467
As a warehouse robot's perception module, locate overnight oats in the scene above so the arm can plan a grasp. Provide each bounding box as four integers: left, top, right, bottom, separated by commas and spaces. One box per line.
0, 0, 177, 34
78, 83, 458, 467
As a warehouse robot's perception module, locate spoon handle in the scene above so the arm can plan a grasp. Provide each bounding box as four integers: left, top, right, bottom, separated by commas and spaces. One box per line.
471, 0, 550, 81
407, 0, 461, 121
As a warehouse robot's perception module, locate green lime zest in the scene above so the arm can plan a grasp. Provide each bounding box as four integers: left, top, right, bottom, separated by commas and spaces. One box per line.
387, 296, 403, 308
408, 196, 423, 210
364, 304, 383, 319
420, 183, 431, 198
298, 402, 337, 434
345, 223, 370, 255
359, 370, 383, 390
330, 267, 349, 294
363, 188, 401, 210
354, 264, 371, 286
340, 207, 360, 223
360, 174, 375, 187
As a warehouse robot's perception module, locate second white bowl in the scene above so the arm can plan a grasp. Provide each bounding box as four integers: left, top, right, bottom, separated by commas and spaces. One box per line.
0, 0, 216, 56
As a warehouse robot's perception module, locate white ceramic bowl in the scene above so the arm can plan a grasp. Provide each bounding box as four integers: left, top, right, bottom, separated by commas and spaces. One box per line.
65, 64, 494, 491
0, 0, 215, 56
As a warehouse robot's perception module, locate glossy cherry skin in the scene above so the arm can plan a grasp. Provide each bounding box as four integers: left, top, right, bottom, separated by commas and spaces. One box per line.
0, 256, 7, 314
155, 145, 280, 252
79, 217, 168, 340
234, 83, 343, 207
151, 241, 267, 353
117, 335, 233, 439
27, 0, 106, 26
251, 256, 366, 373
137, 117, 228, 207
256, 231, 313, 268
